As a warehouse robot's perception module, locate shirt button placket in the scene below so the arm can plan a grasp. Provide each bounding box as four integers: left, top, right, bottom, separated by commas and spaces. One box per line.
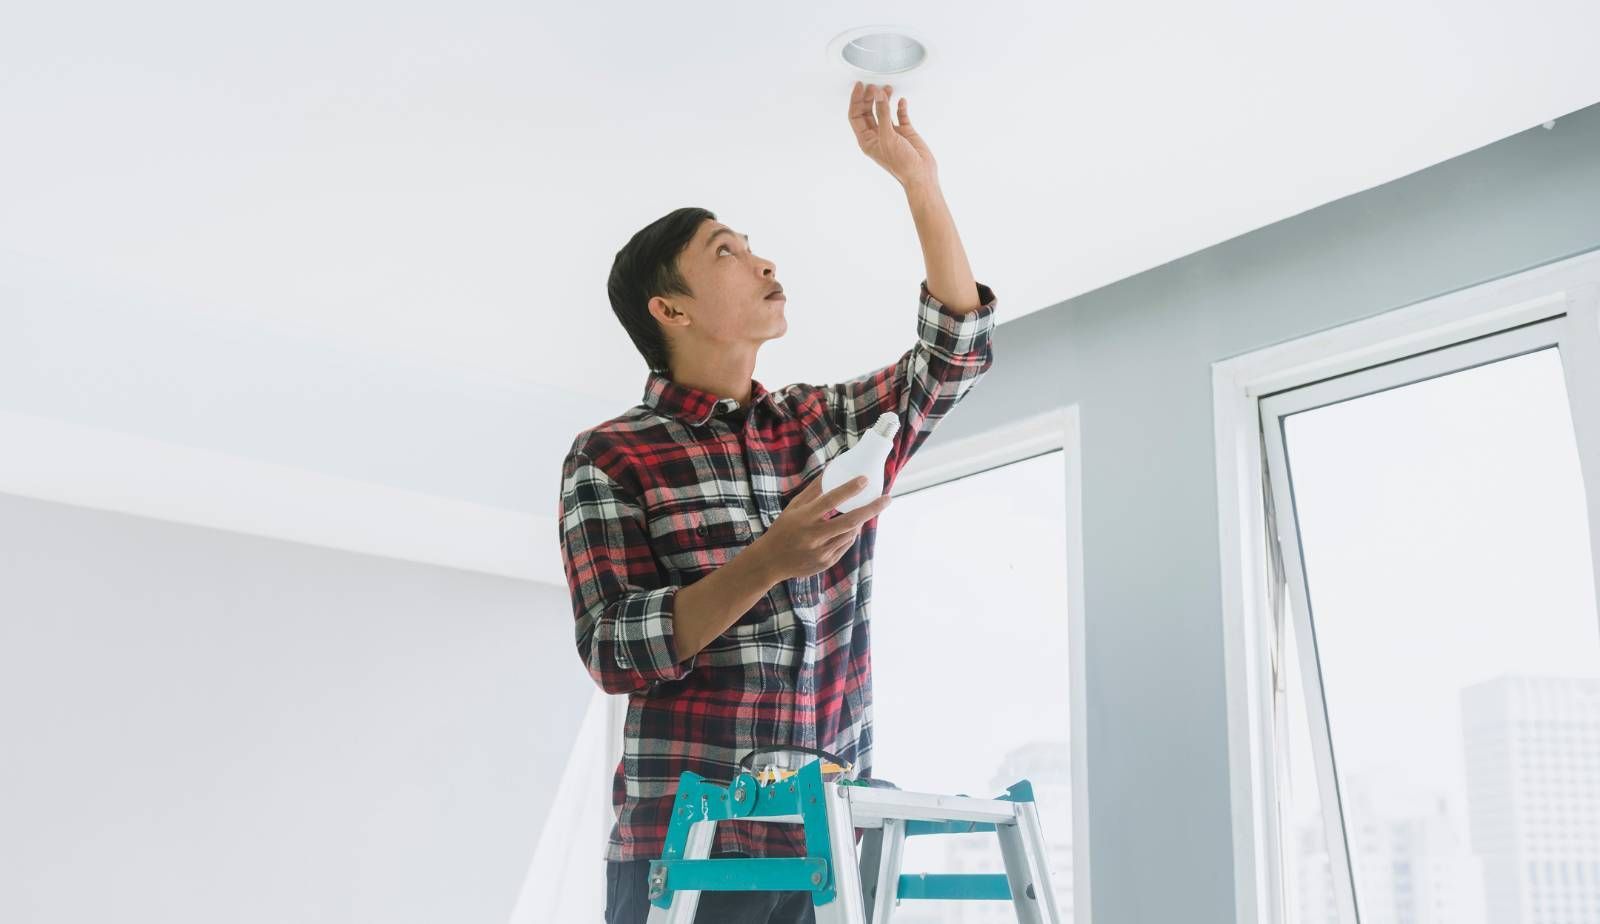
797, 638, 819, 748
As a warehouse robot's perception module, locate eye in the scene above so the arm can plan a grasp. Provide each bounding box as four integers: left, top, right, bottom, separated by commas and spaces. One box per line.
718, 244, 733, 256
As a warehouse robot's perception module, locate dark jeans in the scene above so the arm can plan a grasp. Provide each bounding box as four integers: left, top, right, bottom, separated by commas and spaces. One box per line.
604, 852, 818, 924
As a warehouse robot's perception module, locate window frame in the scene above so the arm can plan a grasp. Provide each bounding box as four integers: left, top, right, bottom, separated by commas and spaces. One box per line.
1212, 248, 1600, 924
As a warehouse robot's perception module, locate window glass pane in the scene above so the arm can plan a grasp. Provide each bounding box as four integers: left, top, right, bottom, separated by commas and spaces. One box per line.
870, 450, 1074, 922
1281, 346, 1600, 924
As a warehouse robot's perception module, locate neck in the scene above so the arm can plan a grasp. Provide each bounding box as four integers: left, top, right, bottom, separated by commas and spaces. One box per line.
668, 351, 757, 406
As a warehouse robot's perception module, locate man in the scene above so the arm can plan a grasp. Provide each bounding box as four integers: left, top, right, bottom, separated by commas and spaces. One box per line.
559, 81, 998, 923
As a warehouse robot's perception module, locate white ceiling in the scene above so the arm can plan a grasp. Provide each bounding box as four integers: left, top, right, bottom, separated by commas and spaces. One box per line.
3, 0, 1597, 581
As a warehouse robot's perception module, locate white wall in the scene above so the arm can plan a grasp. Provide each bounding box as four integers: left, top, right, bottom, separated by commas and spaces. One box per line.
0, 491, 589, 924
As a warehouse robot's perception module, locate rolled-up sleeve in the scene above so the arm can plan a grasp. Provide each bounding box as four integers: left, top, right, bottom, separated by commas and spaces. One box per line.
558, 447, 694, 694
821, 279, 997, 489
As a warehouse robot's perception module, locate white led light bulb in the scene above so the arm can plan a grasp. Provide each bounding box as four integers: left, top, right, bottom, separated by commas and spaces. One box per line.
820, 412, 900, 514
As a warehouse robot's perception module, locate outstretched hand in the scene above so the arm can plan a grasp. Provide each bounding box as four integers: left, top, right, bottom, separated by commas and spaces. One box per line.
847, 81, 938, 189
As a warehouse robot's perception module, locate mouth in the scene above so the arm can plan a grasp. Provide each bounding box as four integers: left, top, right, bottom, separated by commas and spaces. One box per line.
764, 293, 786, 302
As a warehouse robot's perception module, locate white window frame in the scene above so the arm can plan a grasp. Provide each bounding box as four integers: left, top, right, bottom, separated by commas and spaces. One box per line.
1212, 249, 1600, 924
595, 406, 1092, 921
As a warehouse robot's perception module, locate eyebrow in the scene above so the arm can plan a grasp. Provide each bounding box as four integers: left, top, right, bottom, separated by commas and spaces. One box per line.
706, 228, 749, 250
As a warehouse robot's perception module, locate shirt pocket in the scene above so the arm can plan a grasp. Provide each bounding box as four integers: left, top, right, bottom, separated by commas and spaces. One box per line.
648, 503, 755, 579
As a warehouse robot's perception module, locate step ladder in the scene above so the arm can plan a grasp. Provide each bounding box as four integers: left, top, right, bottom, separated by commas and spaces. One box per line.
644, 758, 1064, 923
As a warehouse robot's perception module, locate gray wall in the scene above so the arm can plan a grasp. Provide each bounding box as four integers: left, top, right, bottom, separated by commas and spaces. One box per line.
0, 492, 587, 924
923, 100, 1600, 923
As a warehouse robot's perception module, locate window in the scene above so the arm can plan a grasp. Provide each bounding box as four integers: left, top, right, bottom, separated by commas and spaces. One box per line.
1263, 323, 1600, 924
869, 449, 1076, 923
1217, 255, 1600, 924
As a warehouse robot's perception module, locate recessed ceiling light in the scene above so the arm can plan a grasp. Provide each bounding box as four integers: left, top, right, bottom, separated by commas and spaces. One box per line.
828, 25, 929, 75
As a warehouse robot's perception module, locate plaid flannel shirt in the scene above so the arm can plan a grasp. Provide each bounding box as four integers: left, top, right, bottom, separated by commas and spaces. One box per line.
558, 279, 997, 862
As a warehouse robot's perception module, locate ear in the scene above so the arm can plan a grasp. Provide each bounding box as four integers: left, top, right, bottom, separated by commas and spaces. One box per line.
648, 295, 691, 330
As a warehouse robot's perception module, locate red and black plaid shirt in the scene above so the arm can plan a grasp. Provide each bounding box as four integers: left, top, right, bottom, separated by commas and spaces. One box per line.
558, 279, 997, 862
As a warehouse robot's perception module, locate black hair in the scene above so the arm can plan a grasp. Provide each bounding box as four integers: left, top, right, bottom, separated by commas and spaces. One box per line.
607, 206, 716, 374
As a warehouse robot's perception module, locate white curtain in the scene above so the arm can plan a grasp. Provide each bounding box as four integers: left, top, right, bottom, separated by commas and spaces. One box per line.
507, 687, 613, 923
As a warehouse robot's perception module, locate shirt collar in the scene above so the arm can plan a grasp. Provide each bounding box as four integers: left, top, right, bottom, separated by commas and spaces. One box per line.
642, 370, 789, 426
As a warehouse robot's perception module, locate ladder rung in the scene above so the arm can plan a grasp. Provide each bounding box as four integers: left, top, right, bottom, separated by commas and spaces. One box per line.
896, 873, 1014, 901
842, 787, 1022, 827
650, 858, 829, 897
904, 819, 999, 836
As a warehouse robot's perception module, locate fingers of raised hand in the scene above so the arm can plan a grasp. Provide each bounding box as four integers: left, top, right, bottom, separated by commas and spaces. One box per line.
817, 475, 868, 513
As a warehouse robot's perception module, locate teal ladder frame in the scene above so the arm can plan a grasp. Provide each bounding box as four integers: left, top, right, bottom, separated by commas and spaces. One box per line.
643, 758, 1062, 923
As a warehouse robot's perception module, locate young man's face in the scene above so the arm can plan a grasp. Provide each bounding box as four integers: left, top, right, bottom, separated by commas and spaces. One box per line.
650, 219, 787, 362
